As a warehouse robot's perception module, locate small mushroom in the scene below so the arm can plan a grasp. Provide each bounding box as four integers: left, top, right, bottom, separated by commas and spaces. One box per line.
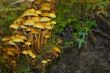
10, 24, 19, 29
31, 16, 40, 22
52, 47, 61, 53
51, 21, 56, 25
41, 3, 51, 11
1, 37, 10, 42
40, 17, 51, 22
48, 13, 56, 18
33, 23, 45, 29
24, 19, 35, 26
12, 37, 24, 43
36, 10, 42, 15
24, 41, 32, 46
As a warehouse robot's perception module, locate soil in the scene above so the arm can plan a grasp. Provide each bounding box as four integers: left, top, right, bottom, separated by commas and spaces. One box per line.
46, 17, 110, 73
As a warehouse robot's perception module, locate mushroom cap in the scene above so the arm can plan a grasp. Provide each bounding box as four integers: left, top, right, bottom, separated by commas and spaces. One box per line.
24, 41, 32, 46
2, 37, 10, 42
42, 60, 48, 64
45, 25, 53, 29
52, 47, 61, 53
8, 40, 16, 45
24, 19, 35, 26
12, 37, 24, 43
41, 3, 51, 11
28, 50, 36, 58
42, 12, 49, 17
36, 10, 42, 15
48, 13, 56, 18
51, 21, 56, 25
31, 16, 40, 22
19, 35, 27, 40
21, 25, 27, 29
45, 35, 50, 38
10, 24, 19, 29
33, 23, 45, 29
22, 50, 28, 55
22, 12, 38, 17
40, 17, 51, 22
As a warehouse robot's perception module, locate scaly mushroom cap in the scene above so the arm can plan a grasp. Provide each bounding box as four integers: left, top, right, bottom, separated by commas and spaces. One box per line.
40, 17, 51, 22
10, 24, 19, 29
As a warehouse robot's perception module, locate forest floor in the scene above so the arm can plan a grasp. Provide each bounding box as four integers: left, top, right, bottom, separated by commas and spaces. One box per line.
46, 17, 110, 73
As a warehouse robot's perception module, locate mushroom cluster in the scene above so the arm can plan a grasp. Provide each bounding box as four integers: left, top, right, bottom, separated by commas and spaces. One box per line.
1, 0, 61, 72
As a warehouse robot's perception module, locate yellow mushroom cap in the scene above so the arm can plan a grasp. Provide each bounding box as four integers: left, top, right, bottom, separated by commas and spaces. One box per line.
24, 41, 32, 46
48, 13, 56, 18
22, 50, 28, 55
51, 21, 56, 25
45, 25, 53, 29
25, 9, 36, 13
46, 22, 51, 26
42, 13, 49, 17
12, 37, 24, 43
40, 17, 51, 22
1, 37, 10, 41
31, 17, 40, 22
8, 40, 16, 45
26, 27, 33, 32
45, 35, 50, 38
21, 25, 27, 29
41, 60, 48, 64
36, 10, 42, 15
24, 20, 35, 26
10, 24, 19, 29
20, 36, 27, 40
52, 47, 61, 53
33, 23, 45, 29
28, 50, 36, 58
41, 3, 51, 11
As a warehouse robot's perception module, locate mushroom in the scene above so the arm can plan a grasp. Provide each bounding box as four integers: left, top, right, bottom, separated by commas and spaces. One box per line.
31, 16, 40, 22
51, 21, 56, 25
52, 47, 61, 53
1, 37, 10, 42
35, 10, 42, 15
10, 24, 19, 29
40, 17, 51, 22
41, 3, 51, 11
33, 23, 45, 29
48, 13, 56, 18
24, 19, 35, 26
8, 40, 17, 45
